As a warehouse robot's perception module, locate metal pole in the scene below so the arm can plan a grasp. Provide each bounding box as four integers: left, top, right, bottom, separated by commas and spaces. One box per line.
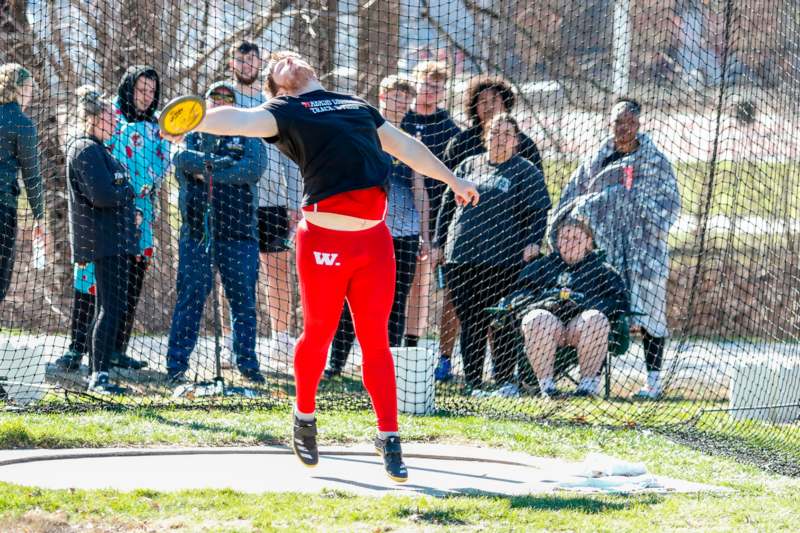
205, 160, 224, 395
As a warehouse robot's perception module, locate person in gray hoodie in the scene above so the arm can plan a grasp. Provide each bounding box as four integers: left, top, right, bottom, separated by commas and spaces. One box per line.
555, 98, 680, 399
0, 63, 44, 302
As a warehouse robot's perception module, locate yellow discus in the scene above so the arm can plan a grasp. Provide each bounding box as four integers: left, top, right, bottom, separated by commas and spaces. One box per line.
158, 95, 206, 136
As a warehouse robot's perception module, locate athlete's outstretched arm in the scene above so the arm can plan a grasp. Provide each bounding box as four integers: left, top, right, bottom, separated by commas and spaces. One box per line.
378, 122, 479, 206
195, 107, 279, 138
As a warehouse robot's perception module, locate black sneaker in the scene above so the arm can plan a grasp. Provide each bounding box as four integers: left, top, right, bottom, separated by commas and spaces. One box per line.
374, 435, 408, 483
292, 416, 319, 467
54, 350, 83, 372
110, 352, 148, 370
323, 367, 342, 379
540, 386, 564, 400
573, 388, 598, 398
239, 367, 266, 385
87, 372, 127, 395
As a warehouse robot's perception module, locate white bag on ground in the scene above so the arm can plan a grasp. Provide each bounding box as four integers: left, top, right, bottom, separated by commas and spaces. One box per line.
556, 453, 662, 493
577, 452, 648, 477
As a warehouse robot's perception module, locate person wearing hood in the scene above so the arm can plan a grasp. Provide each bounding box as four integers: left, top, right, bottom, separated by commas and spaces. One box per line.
0, 63, 44, 303
400, 60, 461, 374
106, 65, 170, 369
512, 214, 630, 398
165, 81, 267, 386
555, 98, 681, 399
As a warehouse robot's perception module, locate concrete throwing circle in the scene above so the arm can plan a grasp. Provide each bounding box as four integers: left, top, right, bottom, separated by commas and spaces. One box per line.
0, 444, 726, 497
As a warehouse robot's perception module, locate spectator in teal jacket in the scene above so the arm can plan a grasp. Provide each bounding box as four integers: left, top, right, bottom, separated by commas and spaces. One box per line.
0, 63, 44, 302
108, 65, 170, 369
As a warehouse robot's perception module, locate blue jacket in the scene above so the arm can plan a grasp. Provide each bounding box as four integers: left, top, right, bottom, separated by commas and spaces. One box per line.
0, 102, 44, 218
173, 132, 266, 242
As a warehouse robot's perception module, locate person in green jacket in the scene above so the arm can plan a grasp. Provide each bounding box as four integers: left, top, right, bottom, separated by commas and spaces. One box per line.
0, 63, 44, 302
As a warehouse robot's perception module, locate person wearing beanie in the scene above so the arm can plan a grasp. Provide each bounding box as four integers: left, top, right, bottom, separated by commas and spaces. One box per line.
514, 211, 630, 398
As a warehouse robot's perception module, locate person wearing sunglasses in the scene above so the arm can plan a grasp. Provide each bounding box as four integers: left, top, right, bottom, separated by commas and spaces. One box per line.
165, 81, 267, 386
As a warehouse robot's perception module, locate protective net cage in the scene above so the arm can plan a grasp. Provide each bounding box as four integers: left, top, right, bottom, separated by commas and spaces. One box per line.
2, 0, 800, 473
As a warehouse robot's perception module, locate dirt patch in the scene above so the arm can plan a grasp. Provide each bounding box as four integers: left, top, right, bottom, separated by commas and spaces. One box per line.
0, 510, 255, 533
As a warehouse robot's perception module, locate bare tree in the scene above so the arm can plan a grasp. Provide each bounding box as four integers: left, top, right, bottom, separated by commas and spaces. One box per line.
356, 0, 400, 103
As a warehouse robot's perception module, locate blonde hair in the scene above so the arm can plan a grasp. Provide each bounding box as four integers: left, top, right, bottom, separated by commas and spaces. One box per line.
75, 85, 111, 133
0, 63, 33, 105
412, 61, 448, 83
379, 75, 416, 97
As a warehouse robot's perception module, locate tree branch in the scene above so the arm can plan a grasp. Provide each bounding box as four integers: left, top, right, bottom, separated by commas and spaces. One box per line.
419, 0, 562, 152
178, 0, 294, 81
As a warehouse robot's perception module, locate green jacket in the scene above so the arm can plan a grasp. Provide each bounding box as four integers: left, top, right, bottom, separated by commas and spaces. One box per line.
0, 102, 44, 219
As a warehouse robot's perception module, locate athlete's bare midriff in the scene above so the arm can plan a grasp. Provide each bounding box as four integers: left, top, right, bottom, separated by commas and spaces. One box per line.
302, 211, 382, 231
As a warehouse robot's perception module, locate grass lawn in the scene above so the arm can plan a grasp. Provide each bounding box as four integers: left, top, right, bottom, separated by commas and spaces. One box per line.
0, 407, 799, 532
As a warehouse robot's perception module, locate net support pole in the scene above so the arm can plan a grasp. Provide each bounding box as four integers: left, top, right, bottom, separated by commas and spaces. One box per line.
612, 0, 631, 96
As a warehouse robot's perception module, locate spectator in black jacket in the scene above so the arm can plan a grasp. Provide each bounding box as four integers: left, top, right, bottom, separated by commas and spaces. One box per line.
443, 75, 544, 178
434, 114, 550, 390
66, 86, 137, 395
518, 217, 629, 398
401, 61, 461, 353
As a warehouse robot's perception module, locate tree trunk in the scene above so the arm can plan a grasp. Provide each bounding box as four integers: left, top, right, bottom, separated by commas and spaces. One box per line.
291, 0, 338, 79
356, 0, 400, 104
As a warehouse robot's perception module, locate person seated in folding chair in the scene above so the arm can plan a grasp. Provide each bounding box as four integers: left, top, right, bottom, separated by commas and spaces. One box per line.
491, 212, 630, 398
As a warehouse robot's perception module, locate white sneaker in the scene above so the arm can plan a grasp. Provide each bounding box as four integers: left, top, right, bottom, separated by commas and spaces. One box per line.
268, 331, 297, 365
634, 371, 664, 399
633, 386, 663, 400
220, 335, 235, 370
491, 383, 521, 398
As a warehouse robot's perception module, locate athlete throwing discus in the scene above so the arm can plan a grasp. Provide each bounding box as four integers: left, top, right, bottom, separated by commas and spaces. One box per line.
166, 51, 479, 482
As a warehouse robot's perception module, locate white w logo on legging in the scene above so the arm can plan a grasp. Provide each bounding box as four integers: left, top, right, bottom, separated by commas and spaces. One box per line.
313, 252, 340, 266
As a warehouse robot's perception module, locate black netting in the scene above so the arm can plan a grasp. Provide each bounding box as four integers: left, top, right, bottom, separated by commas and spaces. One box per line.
1, 0, 799, 472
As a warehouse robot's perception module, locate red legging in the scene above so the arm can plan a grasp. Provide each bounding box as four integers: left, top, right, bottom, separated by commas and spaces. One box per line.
293, 219, 398, 431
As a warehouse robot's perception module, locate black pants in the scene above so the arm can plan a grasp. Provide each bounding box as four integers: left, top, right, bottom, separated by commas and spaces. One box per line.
116, 258, 147, 354
69, 290, 96, 355
446, 263, 520, 388
0, 205, 17, 303
329, 235, 419, 371
642, 331, 665, 372
91, 255, 133, 373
